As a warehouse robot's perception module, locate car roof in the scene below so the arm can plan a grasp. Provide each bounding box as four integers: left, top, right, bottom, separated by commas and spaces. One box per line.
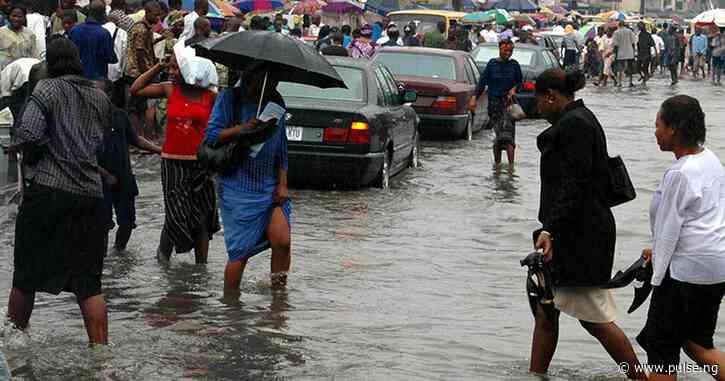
374, 46, 471, 57
473, 42, 547, 51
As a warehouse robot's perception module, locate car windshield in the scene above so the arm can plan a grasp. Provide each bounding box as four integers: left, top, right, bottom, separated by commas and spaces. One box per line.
473, 47, 536, 67
375, 52, 457, 80
389, 14, 445, 35
277, 66, 366, 102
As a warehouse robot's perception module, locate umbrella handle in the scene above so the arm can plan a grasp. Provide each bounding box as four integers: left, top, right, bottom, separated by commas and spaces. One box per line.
257, 71, 268, 119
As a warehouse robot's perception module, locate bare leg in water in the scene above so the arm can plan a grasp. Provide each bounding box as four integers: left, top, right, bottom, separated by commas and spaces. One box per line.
7, 287, 35, 330
194, 215, 210, 264
268, 207, 291, 289
8, 288, 107, 344
114, 225, 133, 251
530, 306, 648, 380
505, 143, 515, 169
157, 225, 173, 261
78, 294, 108, 345
223, 207, 290, 294
579, 320, 648, 380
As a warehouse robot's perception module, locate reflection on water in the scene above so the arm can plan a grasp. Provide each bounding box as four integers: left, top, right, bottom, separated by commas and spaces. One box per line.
0, 77, 724, 380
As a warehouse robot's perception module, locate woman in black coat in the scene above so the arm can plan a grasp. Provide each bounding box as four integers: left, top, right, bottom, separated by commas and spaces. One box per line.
529, 69, 646, 380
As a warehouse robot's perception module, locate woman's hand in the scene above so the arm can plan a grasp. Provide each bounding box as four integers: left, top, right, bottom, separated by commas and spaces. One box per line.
237, 118, 260, 130
535, 232, 553, 263
642, 248, 652, 264
273, 183, 288, 204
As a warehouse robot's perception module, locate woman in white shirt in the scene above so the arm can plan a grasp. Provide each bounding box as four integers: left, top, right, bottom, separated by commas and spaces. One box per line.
638, 95, 725, 381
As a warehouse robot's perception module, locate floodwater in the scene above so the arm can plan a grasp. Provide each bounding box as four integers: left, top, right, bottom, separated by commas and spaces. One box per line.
1, 74, 725, 381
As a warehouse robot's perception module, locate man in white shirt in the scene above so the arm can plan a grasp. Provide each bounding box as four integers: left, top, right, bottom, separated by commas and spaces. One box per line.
639, 95, 725, 381
103, 18, 127, 107
479, 24, 498, 43
25, 5, 47, 58
180, 0, 208, 41
651, 32, 664, 74
552, 23, 565, 33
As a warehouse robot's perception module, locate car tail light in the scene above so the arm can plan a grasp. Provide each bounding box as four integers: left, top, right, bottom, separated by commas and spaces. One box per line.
522, 81, 536, 91
432, 96, 457, 111
323, 127, 349, 143
349, 122, 370, 144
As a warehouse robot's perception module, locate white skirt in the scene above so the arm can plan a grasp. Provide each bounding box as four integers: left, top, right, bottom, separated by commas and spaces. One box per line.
554, 287, 618, 323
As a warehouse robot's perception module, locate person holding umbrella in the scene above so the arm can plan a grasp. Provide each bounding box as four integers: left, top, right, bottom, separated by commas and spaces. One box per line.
204, 60, 292, 292
193, 30, 345, 293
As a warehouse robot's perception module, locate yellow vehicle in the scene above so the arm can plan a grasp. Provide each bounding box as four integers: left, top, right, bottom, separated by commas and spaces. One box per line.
387, 10, 468, 37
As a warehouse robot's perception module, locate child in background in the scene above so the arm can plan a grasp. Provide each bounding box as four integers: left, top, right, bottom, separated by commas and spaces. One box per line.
98, 82, 162, 252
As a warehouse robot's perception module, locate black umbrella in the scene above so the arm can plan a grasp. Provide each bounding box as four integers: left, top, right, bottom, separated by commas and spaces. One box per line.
193, 31, 347, 89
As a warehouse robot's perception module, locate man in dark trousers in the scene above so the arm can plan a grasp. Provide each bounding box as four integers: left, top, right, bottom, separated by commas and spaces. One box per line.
636, 22, 655, 85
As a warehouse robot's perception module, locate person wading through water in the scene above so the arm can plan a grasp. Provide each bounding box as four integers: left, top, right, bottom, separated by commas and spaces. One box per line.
530, 68, 648, 380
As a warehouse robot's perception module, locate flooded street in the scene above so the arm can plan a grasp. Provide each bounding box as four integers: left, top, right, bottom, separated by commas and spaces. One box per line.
1, 75, 725, 380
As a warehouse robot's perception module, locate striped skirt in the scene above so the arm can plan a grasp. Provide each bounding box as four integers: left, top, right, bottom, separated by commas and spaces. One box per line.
161, 159, 220, 253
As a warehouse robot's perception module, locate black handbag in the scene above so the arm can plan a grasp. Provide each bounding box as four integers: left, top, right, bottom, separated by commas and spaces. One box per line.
607, 155, 636, 207
197, 88, 282, 175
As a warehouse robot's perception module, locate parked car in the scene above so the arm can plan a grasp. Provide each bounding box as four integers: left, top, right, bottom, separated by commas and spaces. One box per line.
372, 47, 487, 140
531, 33, 560, 61
471, 42, 561, 118
277, 57, 419, 189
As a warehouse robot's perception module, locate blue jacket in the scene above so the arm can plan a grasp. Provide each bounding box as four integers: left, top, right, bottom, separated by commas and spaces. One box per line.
70, 19, 118, 80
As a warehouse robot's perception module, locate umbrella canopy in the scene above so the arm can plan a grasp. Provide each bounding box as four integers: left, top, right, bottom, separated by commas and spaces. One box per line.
461, 9, 512, 24
692, 8, 725, 27
194, 31, 346, 89
365, 0, 400, 15
321, 0, 364, 13
182, 0, 228, 17
233, 0, 285, 12
493, 0, 537, 13
513, 14, 536, 25
609, 11, 626, 21
211, 0, 240, 17
292, 0, 327, 14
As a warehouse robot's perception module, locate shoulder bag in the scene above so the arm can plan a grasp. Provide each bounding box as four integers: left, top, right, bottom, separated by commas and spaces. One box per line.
585, 107, 636, 207
197, 88, 282, 175
197, 88, 248, 175
607, 155, 636, 207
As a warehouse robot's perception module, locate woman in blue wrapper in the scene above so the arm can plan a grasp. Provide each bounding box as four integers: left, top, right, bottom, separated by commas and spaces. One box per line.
204, 61, 292, 293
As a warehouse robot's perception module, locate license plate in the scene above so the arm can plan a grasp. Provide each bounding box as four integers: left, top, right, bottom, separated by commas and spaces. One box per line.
286, 126, 303, 141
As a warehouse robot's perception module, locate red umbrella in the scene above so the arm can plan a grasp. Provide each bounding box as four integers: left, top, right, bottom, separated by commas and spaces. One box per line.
292, 0, 327, 14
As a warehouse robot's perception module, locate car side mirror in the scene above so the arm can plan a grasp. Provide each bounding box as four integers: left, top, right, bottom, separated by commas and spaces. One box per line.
402, 89, 417, 103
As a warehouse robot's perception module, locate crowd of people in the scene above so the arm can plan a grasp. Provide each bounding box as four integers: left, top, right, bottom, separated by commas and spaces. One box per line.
0, 1, 724, 380
575, 21, 725, 87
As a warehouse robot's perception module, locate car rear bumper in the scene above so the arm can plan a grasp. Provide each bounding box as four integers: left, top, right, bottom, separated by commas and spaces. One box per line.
417, 113, 468, 137
288, 150, 384, 188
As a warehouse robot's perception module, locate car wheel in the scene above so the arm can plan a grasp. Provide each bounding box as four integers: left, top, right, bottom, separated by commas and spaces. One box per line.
373, 151, 391, 189
463, 112, 474, 141
408, 132, 420, 168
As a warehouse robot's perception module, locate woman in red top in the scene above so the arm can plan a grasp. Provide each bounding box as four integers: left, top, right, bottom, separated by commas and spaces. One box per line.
131, 54, 220, 264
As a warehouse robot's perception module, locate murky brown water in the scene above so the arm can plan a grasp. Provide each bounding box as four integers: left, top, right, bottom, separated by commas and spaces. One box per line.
1, 73, 724, 380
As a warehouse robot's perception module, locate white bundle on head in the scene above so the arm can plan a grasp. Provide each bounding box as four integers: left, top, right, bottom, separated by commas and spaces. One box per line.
174, 40, 219, 89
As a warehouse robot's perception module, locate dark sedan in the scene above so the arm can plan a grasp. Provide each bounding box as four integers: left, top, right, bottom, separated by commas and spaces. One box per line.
278, 57, 419, 189
372, 47, 487, 141
472, 43, 561, 118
